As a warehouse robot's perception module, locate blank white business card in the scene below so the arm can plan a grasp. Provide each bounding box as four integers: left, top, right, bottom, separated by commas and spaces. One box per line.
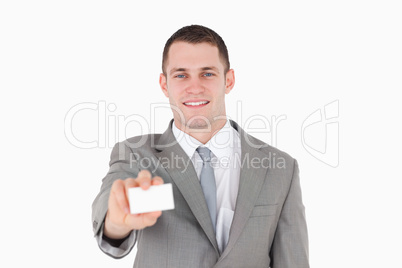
128, 183, 175, 214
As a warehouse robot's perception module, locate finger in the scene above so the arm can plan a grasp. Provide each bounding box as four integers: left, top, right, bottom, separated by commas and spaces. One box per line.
124, 177, 139, 189
151, 176, 164, 186
142, 211, 162, 227
136, 170, 152, 190
126, 210, 162, 229
110, 179, 130, 214
123, 178, 139, 213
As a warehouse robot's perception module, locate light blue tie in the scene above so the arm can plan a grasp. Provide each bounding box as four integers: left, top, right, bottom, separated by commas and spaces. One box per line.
197, 147, 217, 232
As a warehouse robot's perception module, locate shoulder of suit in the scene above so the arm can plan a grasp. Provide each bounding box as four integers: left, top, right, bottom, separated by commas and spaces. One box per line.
125, 133, 162, 143
231, 119, 296, 162
245, 132, 295, 162
119, 133, 163, 150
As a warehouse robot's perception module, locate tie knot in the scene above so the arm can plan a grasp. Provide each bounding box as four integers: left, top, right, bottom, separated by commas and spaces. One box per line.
197, 147, 212, 162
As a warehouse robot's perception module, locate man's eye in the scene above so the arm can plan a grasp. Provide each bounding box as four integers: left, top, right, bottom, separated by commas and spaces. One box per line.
203, 73, 213, 77
176, 74, 186, 78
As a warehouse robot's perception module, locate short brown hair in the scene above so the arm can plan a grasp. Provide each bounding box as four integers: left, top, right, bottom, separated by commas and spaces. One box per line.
162, 25, 230, 75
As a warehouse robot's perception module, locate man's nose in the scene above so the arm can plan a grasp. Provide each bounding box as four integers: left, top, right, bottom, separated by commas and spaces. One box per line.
186, 77, 205, 94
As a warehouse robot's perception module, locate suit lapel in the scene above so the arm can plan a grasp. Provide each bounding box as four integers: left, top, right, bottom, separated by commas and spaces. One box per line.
219, 121, 270, 260
155, 120, 219, 254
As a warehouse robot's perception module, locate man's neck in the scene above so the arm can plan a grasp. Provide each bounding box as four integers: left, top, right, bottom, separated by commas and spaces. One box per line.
174, 119, 228, 144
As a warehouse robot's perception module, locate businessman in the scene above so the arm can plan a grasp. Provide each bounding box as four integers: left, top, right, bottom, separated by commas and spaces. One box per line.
92, 25, 309, 267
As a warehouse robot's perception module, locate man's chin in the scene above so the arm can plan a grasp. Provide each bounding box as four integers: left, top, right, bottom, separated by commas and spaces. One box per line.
186, 120, 211, 130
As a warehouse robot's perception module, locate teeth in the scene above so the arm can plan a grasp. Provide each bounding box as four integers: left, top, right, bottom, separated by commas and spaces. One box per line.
184, 101, 209, 106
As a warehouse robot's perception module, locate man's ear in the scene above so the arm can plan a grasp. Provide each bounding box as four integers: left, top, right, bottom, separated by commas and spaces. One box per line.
225, 69, 235, 94
159, 73, 169, 97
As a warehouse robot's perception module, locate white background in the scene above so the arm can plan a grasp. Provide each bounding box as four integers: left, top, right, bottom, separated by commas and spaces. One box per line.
1, 1, 401, 267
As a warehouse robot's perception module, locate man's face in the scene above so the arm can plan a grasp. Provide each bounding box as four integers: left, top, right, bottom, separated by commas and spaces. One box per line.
160, 41, 235, 132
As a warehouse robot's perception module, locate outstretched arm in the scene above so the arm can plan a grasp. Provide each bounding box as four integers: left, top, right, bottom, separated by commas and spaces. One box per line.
92, 142, 163, 258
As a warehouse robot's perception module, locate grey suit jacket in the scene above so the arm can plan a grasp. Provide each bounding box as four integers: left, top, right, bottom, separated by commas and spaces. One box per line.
92, 120, 309, 267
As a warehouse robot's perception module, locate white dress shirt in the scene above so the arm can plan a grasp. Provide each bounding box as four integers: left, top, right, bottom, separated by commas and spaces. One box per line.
172, 120, 241, 253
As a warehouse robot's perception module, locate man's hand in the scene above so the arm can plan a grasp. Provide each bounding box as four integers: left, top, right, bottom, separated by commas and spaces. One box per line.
104, 170, 164, 239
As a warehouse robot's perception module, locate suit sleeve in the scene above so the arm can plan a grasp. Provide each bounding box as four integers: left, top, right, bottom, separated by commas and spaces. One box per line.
270, 159, 310, 268
91, 141, 140, 258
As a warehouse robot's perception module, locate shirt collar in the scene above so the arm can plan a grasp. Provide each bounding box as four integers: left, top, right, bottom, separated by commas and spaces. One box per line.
172, 120, 239, 160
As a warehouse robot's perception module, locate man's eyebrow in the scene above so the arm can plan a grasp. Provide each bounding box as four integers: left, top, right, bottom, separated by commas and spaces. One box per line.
169, 68, 186, 75
169, 66, 220, 76
201, 66, 220, 73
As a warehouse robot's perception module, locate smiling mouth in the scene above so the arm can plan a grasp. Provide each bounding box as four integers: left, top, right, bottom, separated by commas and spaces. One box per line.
183, 101, 210, 106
